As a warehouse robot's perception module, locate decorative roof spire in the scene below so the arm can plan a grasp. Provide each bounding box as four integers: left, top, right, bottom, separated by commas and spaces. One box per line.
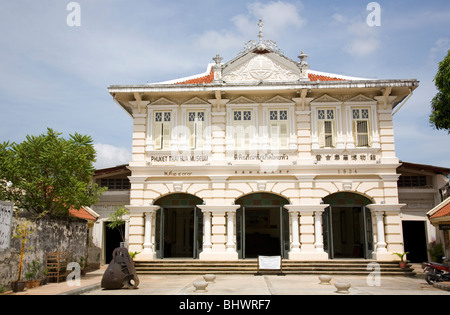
239, 19, 283, 55
257, 20, 264, 46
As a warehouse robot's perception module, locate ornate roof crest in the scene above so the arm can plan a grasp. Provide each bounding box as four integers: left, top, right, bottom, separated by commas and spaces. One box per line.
239, 20, 284, 55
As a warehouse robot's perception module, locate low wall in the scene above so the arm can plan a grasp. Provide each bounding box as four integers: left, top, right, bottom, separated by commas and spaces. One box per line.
0, 213, 88, 290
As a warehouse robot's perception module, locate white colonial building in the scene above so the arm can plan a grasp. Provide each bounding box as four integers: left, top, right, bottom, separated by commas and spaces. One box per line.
107, 23, 420, 262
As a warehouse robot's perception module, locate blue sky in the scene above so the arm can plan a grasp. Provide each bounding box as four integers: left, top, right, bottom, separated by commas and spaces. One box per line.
0, 0, 449, 169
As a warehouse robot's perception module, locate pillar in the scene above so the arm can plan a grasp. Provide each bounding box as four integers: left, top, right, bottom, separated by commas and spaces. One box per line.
285, 205, 329, 261
367, 204, 405, 261
198, 205, 239, 261
289, 211, 300, 253
314, 210, 325, 252
203, 211, 212, 252
226, 211, 236, 252
375, 211, 387, 253
128, 205, 160, 261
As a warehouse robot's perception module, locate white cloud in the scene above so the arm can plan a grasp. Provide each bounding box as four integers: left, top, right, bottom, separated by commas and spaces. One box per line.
94, 143, 131, 170
429, 37, 450, 63
331, 12, 380, 57
195, 1, 305, 54
246, 1, 305, 35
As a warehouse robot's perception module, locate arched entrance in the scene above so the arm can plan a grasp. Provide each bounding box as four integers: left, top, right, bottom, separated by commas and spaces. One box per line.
236, 193, 289, 259
323, 192, 373, 259
154, 194, 203, 259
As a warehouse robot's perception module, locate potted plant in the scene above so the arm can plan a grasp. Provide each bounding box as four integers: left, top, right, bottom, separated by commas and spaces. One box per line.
11, 218, 34, 292
129, 251, 140, 266
24, 260, 42, 289
393, 252, 409, 268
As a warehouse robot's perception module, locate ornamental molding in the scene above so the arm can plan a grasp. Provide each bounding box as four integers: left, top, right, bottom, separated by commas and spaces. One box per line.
150, 97, 178, 106
311, 94, 341, 104
223, 54, 300, 83
181, 96, 210, 106
227, 96, 258, 105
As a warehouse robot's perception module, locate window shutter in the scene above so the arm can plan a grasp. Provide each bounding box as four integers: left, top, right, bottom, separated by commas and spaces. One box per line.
280, 122, 288, 148
331, 120, 337, 147
318, 120, 325, 148
196, 118, 204, 148
187, 118, 195, 149
270, 123, 279, 147
162, 122, 171, 149
154, 121, 162, 150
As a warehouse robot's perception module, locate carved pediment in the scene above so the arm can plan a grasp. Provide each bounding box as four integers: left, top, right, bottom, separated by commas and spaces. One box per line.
264, 95, 295, 105
311, 94, 341, 104
346, 94, 376, 103
150, 97, 177, 106
182, 96, 210, 106
227, 96, 258, 105
223, 53, 301, 83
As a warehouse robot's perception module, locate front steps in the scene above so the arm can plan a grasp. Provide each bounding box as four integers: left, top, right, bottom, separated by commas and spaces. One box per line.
135, 259, 416, 276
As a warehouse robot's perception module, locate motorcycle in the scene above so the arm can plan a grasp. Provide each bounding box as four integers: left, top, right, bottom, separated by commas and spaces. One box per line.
422, 257, 450, 285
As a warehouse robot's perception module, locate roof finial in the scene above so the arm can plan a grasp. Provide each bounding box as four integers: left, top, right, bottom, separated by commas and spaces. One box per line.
258, 20, 264, 45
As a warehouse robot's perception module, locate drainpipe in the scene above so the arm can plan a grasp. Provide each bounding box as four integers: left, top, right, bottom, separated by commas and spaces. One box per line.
392, 89, 413, 116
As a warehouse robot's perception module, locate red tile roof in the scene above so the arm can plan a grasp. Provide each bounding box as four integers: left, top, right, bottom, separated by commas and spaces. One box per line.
308, 73, 347, 82
431, 202, 450, 219
174, 66, 215, 85
69, 207, 97, 221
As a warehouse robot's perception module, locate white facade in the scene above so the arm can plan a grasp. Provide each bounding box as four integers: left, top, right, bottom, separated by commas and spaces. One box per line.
108, 26, 419, 262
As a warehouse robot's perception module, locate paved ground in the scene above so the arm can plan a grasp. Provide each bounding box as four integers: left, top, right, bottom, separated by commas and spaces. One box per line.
84, 273, 450, 296
4, 264, 450, 296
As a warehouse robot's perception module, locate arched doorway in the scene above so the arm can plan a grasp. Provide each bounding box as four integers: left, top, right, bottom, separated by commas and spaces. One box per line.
323, 192, 373, 259
235, 193, 289, 259
154, 194, 203, 259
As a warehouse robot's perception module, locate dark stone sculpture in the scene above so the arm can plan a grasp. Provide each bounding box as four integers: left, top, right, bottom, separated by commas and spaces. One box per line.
101, 247, 139, 290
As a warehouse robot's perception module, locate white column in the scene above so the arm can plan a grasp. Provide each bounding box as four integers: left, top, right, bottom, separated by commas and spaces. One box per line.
314, 210, 324, 252
127, 205, 160, 261
143, 212, 153, 253
198, 205, 239, 261
285, 204, 329, 261
203, 211, 212, 252
226, 211, 235, 252
375, 211, 387, 252
290, 211, 300, 252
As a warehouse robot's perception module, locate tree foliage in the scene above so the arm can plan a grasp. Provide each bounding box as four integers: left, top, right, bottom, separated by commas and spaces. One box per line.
0, 128, 106, 216
430, 49, 450, 133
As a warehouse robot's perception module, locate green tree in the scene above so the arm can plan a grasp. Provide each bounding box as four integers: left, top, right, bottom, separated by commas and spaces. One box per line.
430, 49, 450, 133
107, 206, 129, 243
0, 128, 106, 216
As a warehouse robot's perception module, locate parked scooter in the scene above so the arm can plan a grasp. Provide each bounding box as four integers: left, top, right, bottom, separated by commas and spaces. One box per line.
422, 257, 450, 285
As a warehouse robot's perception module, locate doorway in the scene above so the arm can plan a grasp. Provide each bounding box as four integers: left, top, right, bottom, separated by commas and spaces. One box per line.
402, 221, 428, 263
323, 193, 373, 259
104, 222, 125, 263
154, 194, 203, 259
236, 193, 289, 259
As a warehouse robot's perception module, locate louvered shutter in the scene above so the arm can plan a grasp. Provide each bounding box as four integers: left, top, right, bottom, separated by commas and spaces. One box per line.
154, 120, 162, 150
280, 122, 289, 148
187, 114, 195, 149
162, 122, 171, 149
196, 116, 204, 149
318, 120, 325, 148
